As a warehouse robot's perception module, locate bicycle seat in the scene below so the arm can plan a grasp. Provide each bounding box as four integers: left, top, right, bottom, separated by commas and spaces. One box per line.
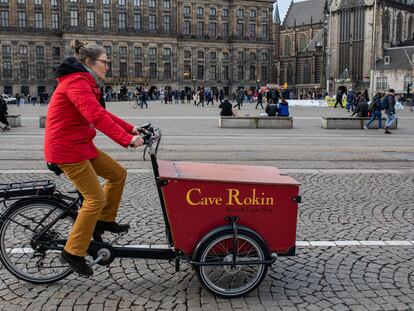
0, 180, 56, 199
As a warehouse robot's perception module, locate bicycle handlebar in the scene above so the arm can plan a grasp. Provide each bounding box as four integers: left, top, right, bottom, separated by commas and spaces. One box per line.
129, 123, 161, 160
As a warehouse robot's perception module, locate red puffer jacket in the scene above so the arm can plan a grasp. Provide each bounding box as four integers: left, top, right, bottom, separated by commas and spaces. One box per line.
44, 58, 134, 164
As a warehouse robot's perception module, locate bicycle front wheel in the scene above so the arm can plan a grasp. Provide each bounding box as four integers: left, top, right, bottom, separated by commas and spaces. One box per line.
0, 199, 75, 284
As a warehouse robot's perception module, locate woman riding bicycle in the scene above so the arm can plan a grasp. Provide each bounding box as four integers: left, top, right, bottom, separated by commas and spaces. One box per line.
44, 40, 143, 277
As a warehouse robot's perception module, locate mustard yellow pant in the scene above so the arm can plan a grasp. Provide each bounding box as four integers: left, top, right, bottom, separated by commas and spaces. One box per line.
59, 150, 127, 257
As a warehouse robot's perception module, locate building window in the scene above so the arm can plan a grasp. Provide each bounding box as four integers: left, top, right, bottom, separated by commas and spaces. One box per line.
52, 47, 60, 57
164, 63, 171, 79
249, 52, 256, 60
261, 24, 268, 39
222, 8, 228, 17
70, 10, 78, 27
249, 66, 256, 80
197, 51, 204, 58
149, 62, 157, 78
118, 13, 126, 29
197, 7, 204, 16
103, 12, 111, 28
51, 13, 59, 29
222, 52, 229, 60
183, 20, 191, 35
134, 14, 141, 30
103, 0, 110, 4
20, 62, 29, 79
197, 65, 204, 80
376, 77, 388, 91
106, 62, 112, 76
149, 0, 156, 8
104, 45, 112, 55
149, 15, 156, 30
250, 10, 256, 18
197, 21, 204, 36
3, 62, 12, 78
163, 15, 170, 31
163, 47, 171, 56
50, 0, 58, 5
237, 66, 244, 81
262, 10, 268, 19
299, 34, 307, 52
19, 46, 28, 55
36, 46, 45, 56
35, 12, 43, 28
183, 6, 190, 15
133, 0, 141, 6
303, 61, 311, 84
134, 46, 142, 57
2, 45, 11, 55
209, 66, 217, 80
184, 50, 191, 58
210, 51, 216, 59
222, 23, 228, 37
149, 47, 157, 57
36, 62, 45, 79
209, 22, 216, 37
120, 61, 127, 77
210, 7, 216, 17
163, 0, 170, 9
18, 11, 27, 28
284, 36, 291, 56
184, 64, 191, 78
238, 51, 244, 61
237, 22, 244, 37
261, 52, 268, 61
237, 9, 244, 18
18, 0, 26, 4
134, 62, 142, 77
86, 11, 95, 28
383, 10, 390, 43
119, 46, 127, 55
261, 66, 268, 81
34, 0, 42, 5
86, 0, 94, 3
223, 66, 229, 80
1, 11, 9, 28
249, 23, 256, 38
119, 0, 125, 6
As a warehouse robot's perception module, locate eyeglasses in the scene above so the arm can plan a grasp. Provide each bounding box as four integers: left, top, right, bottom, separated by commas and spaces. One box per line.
96, 59, 109, 66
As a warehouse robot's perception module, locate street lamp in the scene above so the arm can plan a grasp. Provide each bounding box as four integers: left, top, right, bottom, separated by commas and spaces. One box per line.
192, 77, 196, 92
256, 78, 260, 91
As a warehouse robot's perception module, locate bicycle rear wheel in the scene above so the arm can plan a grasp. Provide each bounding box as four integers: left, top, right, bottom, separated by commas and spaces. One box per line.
0, 199, 75, 284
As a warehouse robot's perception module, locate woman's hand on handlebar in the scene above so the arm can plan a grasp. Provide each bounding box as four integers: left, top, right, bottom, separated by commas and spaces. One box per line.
131, 126, 142, 135
129, 135, 144, 148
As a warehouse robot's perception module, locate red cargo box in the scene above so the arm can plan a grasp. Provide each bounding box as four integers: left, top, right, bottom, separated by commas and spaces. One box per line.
158, 161, 300, 255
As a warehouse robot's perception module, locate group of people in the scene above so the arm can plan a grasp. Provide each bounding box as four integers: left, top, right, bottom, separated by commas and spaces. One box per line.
335, 87, 397, 134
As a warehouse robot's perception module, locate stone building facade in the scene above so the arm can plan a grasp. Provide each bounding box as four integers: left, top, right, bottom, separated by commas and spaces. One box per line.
328, 0, 414, 93
277, 0, 327, 95
0, 0, 277, 97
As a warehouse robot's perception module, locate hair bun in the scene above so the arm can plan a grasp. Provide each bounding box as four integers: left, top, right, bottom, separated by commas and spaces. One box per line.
70, 39, 88, 54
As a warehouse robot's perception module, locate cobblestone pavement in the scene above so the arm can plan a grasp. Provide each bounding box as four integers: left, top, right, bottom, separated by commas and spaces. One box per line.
0, 102, 413, 310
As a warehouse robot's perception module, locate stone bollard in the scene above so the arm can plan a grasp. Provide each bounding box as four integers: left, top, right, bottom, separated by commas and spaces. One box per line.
39, 116, 46, 128
6, 115, 21, 127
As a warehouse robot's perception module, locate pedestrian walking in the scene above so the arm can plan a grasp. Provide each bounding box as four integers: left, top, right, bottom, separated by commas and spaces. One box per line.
334, 88, 344, 108
255, 92, 264, 109
0, 96, 11, 131
233, 89, 244, 110
364, 92, 383, 130
382, 89, 397, 134
196, 88, 204, 107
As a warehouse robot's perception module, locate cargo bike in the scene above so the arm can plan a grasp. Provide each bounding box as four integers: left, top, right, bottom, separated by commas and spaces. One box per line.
0, 125, 301, 298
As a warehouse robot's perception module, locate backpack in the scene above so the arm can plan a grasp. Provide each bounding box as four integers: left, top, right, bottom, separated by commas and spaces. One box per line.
368, 99, 378, 112
380, 96, 389, 110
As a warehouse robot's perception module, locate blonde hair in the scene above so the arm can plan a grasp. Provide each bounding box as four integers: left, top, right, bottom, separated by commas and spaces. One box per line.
70, 39, 105, 64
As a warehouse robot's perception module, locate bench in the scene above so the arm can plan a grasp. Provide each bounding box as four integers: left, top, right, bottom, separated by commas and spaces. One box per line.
219, 116, 293, 129
321, 117, 398, 129
6, 115, 21, 127
39, 116, 46, 128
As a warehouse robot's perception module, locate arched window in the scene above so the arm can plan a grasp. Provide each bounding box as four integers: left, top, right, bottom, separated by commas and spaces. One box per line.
284, 36, 291, 56
287, 63, 294, 85
249, 65, 256, 80
396, 12, 403, 43
303, 61, 311, 84
384, 10, 390, 43
408, 16, 414, 40
299, 34, 308, 52
271, 65, 278, 83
